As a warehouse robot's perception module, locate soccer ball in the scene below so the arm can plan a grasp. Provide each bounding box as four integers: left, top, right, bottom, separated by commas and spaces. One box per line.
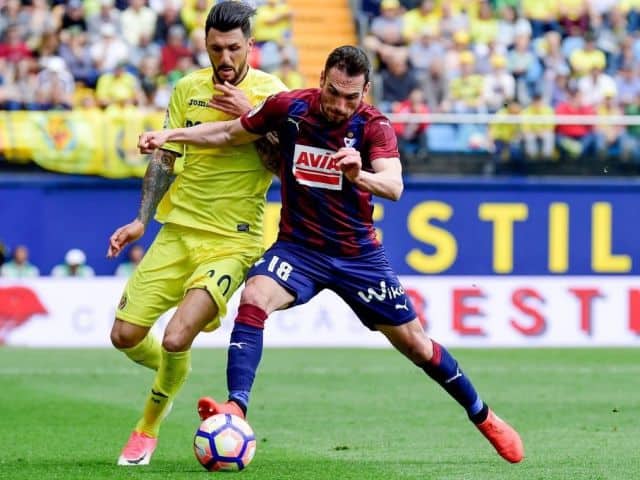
193, 414, 257, 471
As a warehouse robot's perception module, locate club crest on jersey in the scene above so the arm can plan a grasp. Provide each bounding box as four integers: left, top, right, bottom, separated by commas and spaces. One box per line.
344, 131, 357, 148
292, 144, 342, 190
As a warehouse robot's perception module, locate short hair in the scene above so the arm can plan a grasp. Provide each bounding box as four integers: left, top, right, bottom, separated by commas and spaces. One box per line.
324, 45, 370, 85
205, 1, 255, 37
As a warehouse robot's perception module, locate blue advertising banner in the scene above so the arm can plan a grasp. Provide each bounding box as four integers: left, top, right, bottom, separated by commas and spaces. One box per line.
1, 176, 639, 276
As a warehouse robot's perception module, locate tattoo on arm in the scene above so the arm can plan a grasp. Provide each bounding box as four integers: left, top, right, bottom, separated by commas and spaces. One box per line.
136, 149, 176, 226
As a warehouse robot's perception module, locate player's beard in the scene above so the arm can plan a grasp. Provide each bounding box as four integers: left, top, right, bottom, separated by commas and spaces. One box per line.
214, 58, 248, 85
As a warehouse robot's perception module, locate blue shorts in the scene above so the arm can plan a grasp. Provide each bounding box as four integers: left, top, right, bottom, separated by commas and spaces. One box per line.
246, 241, 416, 330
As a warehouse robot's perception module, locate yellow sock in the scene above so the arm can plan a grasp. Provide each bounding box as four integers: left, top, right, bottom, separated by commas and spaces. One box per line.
135, 348, 191, 437
119, 333, 162, 371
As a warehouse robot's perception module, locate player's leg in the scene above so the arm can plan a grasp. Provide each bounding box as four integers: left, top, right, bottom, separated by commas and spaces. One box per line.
377, 321, 524, 463
115, 224, 194, 466
199, 242, 325, 420
333, 248, 523, 463
110, 225, 188, 371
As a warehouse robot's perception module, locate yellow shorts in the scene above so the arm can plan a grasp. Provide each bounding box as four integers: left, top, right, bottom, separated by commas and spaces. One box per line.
116, 223, 262, 332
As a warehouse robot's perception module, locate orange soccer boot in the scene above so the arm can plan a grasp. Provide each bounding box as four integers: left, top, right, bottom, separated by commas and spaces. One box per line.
476, 409, 524, 463
197, 396, 245, 421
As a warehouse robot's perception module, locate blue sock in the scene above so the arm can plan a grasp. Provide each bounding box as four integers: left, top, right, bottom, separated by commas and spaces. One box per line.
226, 307, 266, 414
421, 341, 486, 422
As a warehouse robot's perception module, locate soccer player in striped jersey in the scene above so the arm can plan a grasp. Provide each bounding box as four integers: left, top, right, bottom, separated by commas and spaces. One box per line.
138, 45, 524, 463
105, 1, 286, 466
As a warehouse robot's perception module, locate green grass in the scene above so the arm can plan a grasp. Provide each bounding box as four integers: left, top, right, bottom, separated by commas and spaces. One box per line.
0, 348, 638, 479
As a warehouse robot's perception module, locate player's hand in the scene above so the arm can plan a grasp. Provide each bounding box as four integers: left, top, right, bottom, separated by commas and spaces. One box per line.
209, 82, 252, 117
138, 130, 171, 154
107, 219, 145, 258
334, 147, 362, 183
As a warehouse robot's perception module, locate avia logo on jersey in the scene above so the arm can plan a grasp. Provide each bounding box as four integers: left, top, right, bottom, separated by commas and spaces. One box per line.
357, 281, 406, 303
188, 98, 208, 108
292, 144, 343, 191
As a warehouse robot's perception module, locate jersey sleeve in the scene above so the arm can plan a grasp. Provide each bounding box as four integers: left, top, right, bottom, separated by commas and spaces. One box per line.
240, 91, 290, 136
161, 78, 188, 156
365, 114, 400, 161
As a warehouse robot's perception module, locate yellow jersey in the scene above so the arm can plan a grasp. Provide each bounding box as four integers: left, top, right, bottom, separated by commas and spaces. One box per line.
157, 67, 287, 245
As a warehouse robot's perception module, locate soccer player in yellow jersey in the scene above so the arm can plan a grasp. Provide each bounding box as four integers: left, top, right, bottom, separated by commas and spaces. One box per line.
105, 1, 287, 466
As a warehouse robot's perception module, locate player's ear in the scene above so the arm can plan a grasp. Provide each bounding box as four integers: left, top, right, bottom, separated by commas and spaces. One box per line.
247, 36, 255, 50
362, 81, 371, 97
319, 70, 325, 88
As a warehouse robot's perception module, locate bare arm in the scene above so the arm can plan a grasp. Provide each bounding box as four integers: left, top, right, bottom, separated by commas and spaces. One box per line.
138, 118, 261, 152
106, 149, 176, 258
334, 148, 404, 201
137, 148, 176, 226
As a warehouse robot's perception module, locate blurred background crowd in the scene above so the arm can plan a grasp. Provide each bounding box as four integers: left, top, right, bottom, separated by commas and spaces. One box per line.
0, 0, 301, 111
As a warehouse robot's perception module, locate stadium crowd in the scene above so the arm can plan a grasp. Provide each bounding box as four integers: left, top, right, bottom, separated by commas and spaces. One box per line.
359, 0, 640, 163
0, 0, 301, 112
2, 0, 640, 165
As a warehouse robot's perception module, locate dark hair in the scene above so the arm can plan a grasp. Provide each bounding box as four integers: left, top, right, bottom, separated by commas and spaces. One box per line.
205, 1, 255, 37
324, 45, 370, 84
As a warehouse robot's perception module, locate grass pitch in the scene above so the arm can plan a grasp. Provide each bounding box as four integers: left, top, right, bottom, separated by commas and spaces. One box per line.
0, 348, 637, 479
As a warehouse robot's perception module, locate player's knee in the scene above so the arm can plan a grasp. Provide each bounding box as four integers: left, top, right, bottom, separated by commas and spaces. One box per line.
162, 331, 190, 352
239, 285, 270, 311
403, 333, 432, 365
110, 318, 147, 349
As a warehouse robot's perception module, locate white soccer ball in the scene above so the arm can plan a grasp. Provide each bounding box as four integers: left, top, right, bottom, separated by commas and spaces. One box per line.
194, 413, 257, 471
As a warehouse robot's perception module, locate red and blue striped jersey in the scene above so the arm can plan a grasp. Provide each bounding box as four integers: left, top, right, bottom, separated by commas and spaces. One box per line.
241, 88, 399, 257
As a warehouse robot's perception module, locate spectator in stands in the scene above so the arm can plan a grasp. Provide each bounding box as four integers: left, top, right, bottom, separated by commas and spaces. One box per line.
482, 54, 515, 113
59, 28, 99, 88
470, 0, 498, 48
369, 0, 405, 47
595, 89, 626, 159
129, 32, 162, 70
0, 24, 33, 65
443, 51, 485, 113
90, 23, 128, 73
420, 57, 447, 111
190, 29, 209, 68
180, 0, 209, 36
274, 57, 304, 89
392, 87, 429, 162
438, 2, 469, 39
623, 92, 640, 162
138, 56, 164, 108
443, 30, 471, 79
507, 33, 540, 104
160, 24, 191, 75
569, 31, 606, 78
61, 0, 87, 33
87, 0, 122, 42
380, 52, 419, 111
488, 100, 523, 170
403, 0, 440, 43
558, 0, 589, 35
115, 244, 145, 277
95, 61, 141, 107
120, 0, 157, 48
555, 86, 597, 160
24, 0, 59, 48
408, 26, 445, 80
521, 92, 555, 159
51, 248, 95, 277
36, 57, 75, 109
522, 0, 558, 38
0, 245, 39, 278
547, 69, 571, 107
1, 57, 39, 110
538, 31, 571, 80
614, 63, 640, 106
154, 3, 184, 44
578, 66, 617, 107
254, 0, 293, 45
496, 5, 532, 49
0, 0, 30, 40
